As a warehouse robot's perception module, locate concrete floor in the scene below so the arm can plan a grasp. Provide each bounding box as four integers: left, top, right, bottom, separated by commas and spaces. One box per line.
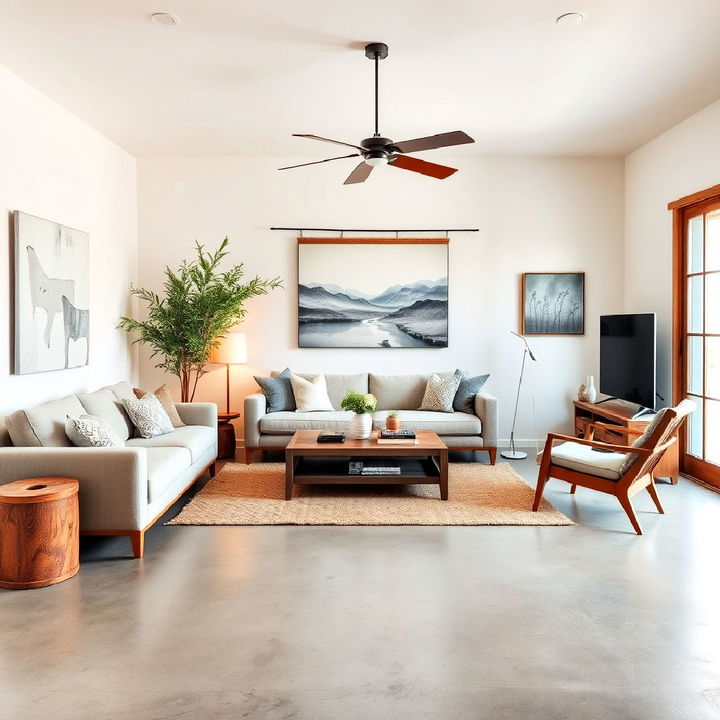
2, 453, 720, 720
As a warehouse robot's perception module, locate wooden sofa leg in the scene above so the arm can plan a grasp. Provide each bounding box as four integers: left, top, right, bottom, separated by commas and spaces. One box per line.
570, 484, 577, 494
209, 461, 217, 477
130, 530, 145, 559
245, 448, 254, 465
487, 448, 497, 465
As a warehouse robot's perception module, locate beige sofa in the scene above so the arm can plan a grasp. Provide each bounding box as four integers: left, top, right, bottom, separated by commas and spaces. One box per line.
0, 381, 217, 558
244, 372, 498, 464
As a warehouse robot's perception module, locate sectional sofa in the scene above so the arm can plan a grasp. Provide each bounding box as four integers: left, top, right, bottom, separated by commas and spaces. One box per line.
244, 372, 498, 464
0, 381, 217, 558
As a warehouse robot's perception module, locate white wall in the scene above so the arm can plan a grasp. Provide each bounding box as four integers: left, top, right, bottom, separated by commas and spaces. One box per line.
625, 97, 720, 403
138, 156, 624, 443
0, 65, 138, 417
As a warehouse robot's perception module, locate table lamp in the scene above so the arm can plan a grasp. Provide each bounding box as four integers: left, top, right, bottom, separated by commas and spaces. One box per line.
210, 332, 247, 414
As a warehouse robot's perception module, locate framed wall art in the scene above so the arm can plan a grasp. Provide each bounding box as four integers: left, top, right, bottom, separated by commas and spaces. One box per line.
522, 272, 584, 335
298, 238, 449, 348
14, 211, 90, 374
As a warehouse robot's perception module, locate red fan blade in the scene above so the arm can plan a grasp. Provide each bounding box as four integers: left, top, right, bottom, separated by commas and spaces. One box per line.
389, 154, 457, 179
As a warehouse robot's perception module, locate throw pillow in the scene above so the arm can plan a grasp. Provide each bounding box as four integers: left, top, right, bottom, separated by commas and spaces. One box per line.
290, 374, 334, 412
453, 373, 490, 414
619, 407, 670, 474
65, 414, 125, 448
122, 394, 174, 438
133, 384, 185, 427
254, 367, 296, 413
419, 370, 463, 413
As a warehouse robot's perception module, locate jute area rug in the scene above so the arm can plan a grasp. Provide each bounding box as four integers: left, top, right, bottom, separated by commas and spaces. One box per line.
167, 462, 573, 527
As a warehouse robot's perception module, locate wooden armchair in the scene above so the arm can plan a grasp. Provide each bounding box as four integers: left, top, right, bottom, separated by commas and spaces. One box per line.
532, 400, 696, 534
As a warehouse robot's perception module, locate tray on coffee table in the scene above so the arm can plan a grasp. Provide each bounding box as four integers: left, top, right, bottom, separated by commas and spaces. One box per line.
284, 430, 449, 501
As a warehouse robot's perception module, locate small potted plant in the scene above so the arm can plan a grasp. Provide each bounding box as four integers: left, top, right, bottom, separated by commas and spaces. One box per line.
340, 391, 377, 439
386, 411, 400, 432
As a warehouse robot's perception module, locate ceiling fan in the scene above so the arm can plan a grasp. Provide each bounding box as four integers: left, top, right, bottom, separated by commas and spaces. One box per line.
278, 42, 475, 185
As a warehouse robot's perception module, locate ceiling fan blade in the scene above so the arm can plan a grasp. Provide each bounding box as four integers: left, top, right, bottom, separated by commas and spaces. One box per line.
343, 161, 373, 185
278, 153, 360, 171
392, 131, 474, 154
293, 134, 364, 151
389, 154, 457, 179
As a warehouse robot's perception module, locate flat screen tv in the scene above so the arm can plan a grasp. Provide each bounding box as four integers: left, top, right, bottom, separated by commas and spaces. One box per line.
600, 313, 656, 410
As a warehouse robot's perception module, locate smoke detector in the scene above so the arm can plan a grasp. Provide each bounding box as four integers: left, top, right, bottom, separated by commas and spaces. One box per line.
150, 12, 180, 26
556, 12, 584, 25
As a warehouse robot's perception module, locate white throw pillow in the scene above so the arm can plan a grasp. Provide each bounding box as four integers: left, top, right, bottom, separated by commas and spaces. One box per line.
122, 394, 174, 438
65, 414, 125, 448
419, 370, 463, 413
291, 374, 334, 412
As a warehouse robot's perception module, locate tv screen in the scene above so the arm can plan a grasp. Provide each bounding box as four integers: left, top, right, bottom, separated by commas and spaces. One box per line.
600, 313, 656, 409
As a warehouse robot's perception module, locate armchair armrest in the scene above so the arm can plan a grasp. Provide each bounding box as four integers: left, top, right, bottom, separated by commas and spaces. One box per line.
545, 432, 652, 455
0, 447, 148, 530
244, 394, 267, 448
175, 402, 218, 429
474, 392, 498, 447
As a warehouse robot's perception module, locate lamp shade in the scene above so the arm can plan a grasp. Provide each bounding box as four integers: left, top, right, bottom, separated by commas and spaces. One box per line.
210, 332, 247, 365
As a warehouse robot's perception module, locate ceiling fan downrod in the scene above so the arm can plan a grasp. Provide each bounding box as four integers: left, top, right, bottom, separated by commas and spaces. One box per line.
365, 42, 388, 138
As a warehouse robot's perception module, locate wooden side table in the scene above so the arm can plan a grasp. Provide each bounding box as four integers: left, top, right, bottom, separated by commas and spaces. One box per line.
0, 477, 79, 590
217, 412, 240, 460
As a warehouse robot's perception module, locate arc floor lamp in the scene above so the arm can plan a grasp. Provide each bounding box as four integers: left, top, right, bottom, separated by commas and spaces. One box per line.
501, 331, 537, 460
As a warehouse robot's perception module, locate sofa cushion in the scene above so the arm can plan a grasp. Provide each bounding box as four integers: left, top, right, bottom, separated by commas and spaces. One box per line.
146, 447, 193, 503
260, 411, 354, 434
6, 394, 86, 447
77, 388, 134, 441
369, 374, 429, 411
372, 410, 482, 436
126, 425, 216, 463
550, 441, 628, 481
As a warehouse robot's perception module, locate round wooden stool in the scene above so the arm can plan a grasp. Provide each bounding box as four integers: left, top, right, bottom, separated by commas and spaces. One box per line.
217, 412, 239, 460
0, 477, 79, 590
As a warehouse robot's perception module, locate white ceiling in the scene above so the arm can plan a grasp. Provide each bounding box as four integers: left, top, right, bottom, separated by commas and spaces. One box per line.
1, 0, 720, 157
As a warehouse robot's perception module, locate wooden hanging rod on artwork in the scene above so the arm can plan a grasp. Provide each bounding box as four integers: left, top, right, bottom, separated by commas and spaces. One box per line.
269, 227, 479, 233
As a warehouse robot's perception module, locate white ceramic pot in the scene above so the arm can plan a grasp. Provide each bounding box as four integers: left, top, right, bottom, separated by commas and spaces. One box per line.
348, 412, 372, 440
586, 375, 597, 403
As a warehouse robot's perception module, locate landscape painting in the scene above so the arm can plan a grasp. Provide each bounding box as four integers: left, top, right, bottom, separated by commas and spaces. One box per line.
298, 240, 448, 348
522, 272, 584, 335
14, 211, 90, 374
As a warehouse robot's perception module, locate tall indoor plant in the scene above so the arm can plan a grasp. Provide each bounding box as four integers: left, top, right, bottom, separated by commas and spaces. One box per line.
119, 238, 281, 402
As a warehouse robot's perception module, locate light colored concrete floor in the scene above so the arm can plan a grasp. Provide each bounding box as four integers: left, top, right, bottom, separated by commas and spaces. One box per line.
2, 453, 720, 720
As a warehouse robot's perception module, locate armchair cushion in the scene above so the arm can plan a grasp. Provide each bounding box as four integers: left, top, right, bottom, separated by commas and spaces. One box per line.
551, 441, 628, 481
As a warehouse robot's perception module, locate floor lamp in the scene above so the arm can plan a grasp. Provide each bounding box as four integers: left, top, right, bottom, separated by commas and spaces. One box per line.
501, 331, 537, 460
210, 332, 247, 460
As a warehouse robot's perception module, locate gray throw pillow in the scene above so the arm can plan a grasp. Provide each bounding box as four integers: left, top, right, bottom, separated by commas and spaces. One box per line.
254, 367, 296, 413
65, 414, 125, 448
453, 374, 490, 414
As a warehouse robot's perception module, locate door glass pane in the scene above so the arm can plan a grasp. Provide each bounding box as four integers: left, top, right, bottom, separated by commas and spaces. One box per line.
706, 273, 720, 333
688, 276, 704, 332
688, 396, 703, 457
707, 399, 720, 465
707, 210, 720, 271
689, 336, 704, 395
689, 215, 704, 273
707, 337, 720, 399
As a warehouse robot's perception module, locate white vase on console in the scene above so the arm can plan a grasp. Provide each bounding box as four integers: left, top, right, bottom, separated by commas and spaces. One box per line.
585, 375, 597, 403
348, 413, 372, 440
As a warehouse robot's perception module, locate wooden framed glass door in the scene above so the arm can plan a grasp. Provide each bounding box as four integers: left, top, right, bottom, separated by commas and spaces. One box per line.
673, 192, 720, 488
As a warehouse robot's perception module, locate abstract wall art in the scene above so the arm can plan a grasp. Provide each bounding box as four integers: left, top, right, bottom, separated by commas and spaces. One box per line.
14, 211, 90, 374
298, 239, 449, 348
521, 272, 584, 335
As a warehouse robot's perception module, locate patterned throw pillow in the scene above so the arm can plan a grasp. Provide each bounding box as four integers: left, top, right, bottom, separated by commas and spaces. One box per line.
419, 370, 463, 413
65, 414, 125, 448
133, 384, 185, 427
122, 394, 174, 438
254, 368, 296, 412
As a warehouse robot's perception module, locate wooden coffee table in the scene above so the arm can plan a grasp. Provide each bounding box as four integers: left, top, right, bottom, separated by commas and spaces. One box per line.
285, 430, 449, 501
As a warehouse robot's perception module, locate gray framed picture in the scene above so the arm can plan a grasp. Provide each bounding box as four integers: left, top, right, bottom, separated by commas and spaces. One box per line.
522, 272, 584, 335
13, 211, 90, 374
298, 238, 449, 348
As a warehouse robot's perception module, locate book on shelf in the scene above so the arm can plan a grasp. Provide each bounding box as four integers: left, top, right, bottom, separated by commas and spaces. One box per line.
377, 428, 417, 445
348, 459, 402, 476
